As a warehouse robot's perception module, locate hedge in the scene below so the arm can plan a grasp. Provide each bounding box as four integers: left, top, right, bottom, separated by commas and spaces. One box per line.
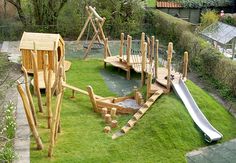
146, 9, 236, 97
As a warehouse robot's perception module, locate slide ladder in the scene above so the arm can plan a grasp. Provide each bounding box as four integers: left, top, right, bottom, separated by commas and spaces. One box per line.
172, 79, 223, 142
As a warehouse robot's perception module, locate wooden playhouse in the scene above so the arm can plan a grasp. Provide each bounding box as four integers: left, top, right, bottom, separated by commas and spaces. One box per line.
19, 32, 65, 73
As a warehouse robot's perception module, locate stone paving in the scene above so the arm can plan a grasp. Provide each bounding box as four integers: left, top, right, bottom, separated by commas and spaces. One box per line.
187, 139, 236, 163
1, 42, 30, 163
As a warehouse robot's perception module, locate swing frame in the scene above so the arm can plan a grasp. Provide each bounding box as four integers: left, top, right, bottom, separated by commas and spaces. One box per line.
77, 6, 111, 58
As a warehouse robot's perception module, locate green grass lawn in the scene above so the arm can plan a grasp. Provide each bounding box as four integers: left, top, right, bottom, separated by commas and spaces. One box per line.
30, 59, 236, 162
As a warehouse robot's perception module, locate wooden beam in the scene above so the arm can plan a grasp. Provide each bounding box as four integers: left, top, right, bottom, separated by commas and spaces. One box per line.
155, 40, 159, 79
87, 85, 98, 112
31, 49, 43, 113
17, 81, 43, 150
183, 51, 188, 79
119, 33, 124, 61
22, 66, 37, 126
141, 42, 147, 86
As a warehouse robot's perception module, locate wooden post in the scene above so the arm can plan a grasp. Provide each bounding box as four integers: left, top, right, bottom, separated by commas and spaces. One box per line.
17, 81, 43, 150
104, 38, 108, 59
87, 86, 98, 112
104, 126, 111, 133
71, 90, 75, 98
147, 37, 151, 62
55, 67, 64, 137
167, 58, 171, 92
140, 32, 145, 54
110, 108, 117, 118
101, 108, 107, 118
155, 40, 159, 79
146, 73, 152, 99
48, 92, 63, 157
22, 66, 37, 126
141, 42, 147, 86
167, 42, 173, 61
31, 50, 43, 113
126, 35, 132, 66
53, 41, 58, 74
167, 42, 173, 92
183, 51, 189, 79
111, 120, 118, 128
105, 114, 112, 124
77, 6, 94, 42
119, 33, 124, 61
43, 54, 49, 89
47, 70, 52, 129
150, 36, 155, 72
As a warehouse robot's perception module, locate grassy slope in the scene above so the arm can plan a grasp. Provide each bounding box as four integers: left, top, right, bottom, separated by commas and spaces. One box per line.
31, 59, 236, 163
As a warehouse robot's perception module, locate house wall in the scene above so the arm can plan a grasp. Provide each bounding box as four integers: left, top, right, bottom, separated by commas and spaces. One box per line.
157, 8, 201, 24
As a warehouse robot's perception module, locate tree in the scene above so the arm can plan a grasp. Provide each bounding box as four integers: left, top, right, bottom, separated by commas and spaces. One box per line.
5, 0, 68, 26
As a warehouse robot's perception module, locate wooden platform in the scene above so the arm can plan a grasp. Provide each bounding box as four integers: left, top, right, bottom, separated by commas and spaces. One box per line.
104, 56, 129, 71
104, 55, 153, 73
156, 67, 181, 87
31, 71, 55, 89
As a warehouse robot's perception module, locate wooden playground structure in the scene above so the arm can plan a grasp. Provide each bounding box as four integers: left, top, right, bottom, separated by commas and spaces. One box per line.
16, 27, 189, 157
77, 6, 111, 58
112, 42, 189, 139
104, 32, 157, 81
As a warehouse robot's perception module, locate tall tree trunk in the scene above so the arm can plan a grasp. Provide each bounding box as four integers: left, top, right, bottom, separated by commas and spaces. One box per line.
6, 0, 27, 26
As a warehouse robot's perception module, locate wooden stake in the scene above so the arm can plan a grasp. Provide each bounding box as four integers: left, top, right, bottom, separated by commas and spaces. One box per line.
87, 86, 98, 112
77, 6, 94, 42
111, 120, 118, 128
105, 114, 112, 124
119, 33, 124, 61
146, 73, 152, 99
22, 66, 37, 126
104, 38, 108, 59
48, 92, 63, 157
101, 108, 107, 118
110, 108, 117, 118
31, 50, 43, 113
140, 32, 145, 54
141, 42, 147, 86
183, 51, 189, 79
47, 70, 52, 129
167, 57, 171, 92
155, 40, 159, 79
17, 81, 43, 150
43, 54, 49, 89
104, 126, 111, 133
150, 36, 155, 72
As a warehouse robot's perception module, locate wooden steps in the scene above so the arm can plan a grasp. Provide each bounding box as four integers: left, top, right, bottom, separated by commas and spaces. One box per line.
113, 89, 163, 137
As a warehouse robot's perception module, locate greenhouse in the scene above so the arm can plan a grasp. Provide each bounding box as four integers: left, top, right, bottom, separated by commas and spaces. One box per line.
201, 21, 236, 59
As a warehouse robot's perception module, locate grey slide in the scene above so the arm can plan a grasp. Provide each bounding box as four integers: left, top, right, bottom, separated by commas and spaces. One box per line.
172, 79, 223, 142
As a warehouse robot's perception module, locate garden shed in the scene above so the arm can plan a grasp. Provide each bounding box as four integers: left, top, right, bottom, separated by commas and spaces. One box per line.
201, 21, 236, 59
19, 32, 65, 73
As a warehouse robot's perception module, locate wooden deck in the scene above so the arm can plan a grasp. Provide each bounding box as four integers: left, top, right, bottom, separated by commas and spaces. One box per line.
104, 55, 153, 73
156, 67, 181, 87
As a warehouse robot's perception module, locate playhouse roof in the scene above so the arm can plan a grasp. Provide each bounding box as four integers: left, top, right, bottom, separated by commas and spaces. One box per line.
19, 32, 64, 51
156, 1, 182, 8
201, 22, 236, 45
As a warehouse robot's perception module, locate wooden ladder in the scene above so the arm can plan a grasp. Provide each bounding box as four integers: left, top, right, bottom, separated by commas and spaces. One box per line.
112, 89, 163, 139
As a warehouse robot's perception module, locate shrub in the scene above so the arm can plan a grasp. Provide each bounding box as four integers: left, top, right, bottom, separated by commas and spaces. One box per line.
147, 9, 236, 98
200, 10, 219, 30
